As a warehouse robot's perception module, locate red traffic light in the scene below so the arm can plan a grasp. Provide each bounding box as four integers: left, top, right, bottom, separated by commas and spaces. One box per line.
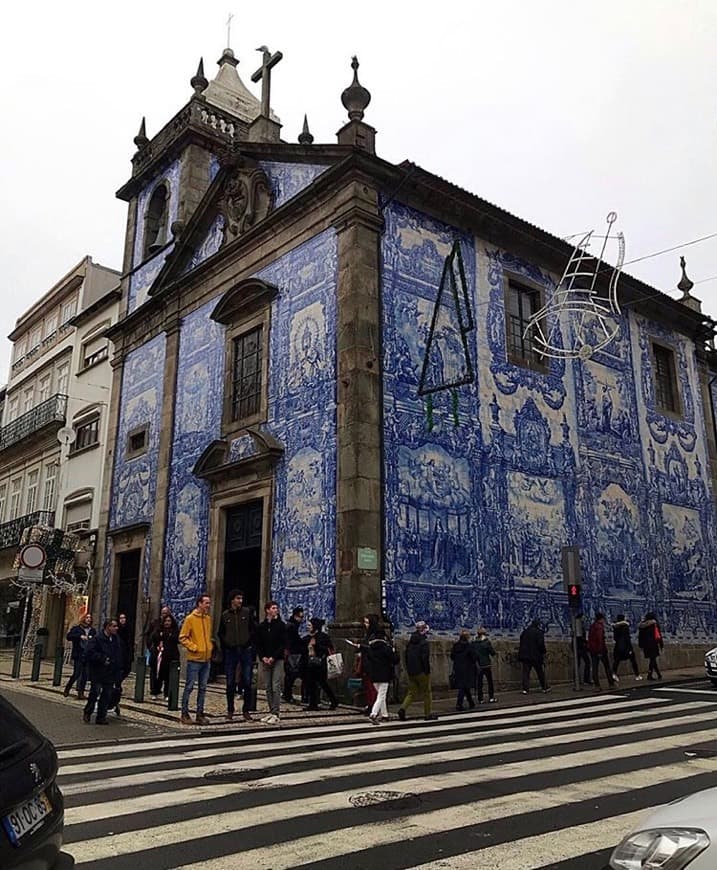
567, 584, 581, 600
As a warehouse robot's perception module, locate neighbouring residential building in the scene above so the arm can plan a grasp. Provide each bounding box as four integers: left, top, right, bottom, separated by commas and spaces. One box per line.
0, 257, 120, 652
97, 45, 717, 679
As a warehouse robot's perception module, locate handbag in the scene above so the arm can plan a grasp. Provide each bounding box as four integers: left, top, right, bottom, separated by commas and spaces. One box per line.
327, 652, 344, 678
307, 655, 324, 670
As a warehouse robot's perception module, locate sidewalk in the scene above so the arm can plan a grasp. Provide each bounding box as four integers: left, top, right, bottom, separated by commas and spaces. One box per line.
0, 649, 706, 733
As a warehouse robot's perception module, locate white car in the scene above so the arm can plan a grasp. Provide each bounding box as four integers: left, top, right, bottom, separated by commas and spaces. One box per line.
609, 787, 714, 868
704, 646, 717, 686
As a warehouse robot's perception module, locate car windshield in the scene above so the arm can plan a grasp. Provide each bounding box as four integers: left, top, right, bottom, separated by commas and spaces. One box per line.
0, 694, 42, 757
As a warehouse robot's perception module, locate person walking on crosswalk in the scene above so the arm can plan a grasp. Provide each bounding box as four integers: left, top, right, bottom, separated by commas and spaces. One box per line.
451, 629, 477, 711
473, 627, 497, 704
256, 601, 287, 724
397, 621, 437, 722
178, 593, 214, 726
587, 613, 616, 691
363, 622, 398, 725
518, 619, 549, 694
612, 614, 642, 681
82, 618, 123, 725
638, 612, 663, 680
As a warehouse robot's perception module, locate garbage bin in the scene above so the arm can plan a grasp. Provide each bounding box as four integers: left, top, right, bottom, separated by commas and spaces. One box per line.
36, 628, 49, 658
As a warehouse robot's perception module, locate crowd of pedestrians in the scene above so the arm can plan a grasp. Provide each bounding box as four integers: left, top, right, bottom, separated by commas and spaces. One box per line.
62, 593, 669, 727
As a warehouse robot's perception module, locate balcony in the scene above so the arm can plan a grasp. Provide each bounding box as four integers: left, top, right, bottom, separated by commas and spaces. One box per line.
0, 394, 67, 452
0, 511, 55, 551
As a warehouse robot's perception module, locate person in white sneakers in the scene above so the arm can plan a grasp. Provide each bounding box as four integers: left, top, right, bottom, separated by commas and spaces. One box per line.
256, 601, 287, 724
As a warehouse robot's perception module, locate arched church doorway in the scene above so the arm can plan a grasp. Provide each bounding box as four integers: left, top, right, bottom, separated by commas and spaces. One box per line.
223, 500, 263, 611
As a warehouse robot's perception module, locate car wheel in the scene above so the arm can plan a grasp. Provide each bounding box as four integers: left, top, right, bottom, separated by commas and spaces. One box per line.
710, 679, 717, 688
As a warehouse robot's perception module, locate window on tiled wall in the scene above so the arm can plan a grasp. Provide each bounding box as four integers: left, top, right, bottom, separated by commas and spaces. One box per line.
143, 183, 169, 258
231, 326, 263, 423
504, 279, 545, 370
652, 342, 680, 415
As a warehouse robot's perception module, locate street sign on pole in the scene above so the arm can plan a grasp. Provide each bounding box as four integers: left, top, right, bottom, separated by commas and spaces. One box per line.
561, 546, 582, 591
17, 544, 47, 585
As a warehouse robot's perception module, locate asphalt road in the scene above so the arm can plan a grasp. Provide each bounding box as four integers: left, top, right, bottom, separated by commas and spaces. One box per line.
1, 684, 168, 746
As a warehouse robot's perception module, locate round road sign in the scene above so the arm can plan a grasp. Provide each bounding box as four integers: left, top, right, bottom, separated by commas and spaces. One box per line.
19, 544, 46, 570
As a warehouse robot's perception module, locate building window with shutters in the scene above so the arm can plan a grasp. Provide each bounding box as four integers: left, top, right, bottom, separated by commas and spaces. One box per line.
25, 470, 39, 514
651, 342, 681, 416
56, 361, 70, 396
0, 482, 7, 523
43, 465, 57, 513
64, 497, 92, 533
504, 278, 546, 371
231, 326, 263, 423
71, 415, 100, 453
38, 373, 52, 403
9, 478, 22, 520
81, 336, 109, 370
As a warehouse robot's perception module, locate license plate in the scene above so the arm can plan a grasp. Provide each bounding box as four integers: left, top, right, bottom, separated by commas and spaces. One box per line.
2, 792, 51, 846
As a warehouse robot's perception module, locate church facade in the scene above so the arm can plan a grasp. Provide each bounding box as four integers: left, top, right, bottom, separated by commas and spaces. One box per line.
97, 48, 717, 657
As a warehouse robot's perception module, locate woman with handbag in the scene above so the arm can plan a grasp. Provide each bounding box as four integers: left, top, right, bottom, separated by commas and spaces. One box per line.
638, 612, 664, 680
303, 618, 338, 711
151, 614, 180, 699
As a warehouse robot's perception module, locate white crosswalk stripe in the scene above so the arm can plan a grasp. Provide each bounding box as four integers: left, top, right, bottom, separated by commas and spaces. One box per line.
56, 691, 717, 870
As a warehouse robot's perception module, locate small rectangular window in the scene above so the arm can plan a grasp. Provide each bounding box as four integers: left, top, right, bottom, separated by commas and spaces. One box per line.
126, 424, 149, 459
44, 313, 58, 339
25, 470, 39, 515
29, 327, 42, 350
505, 281, 544, 369
9, 478, 22, 520
61, 297, 77, 325
43, 465, 57, 513
0, 483, 7, 524
71, 417, 100, 453
231, 326, 263, 422
57, 361, 70, 396
652, 343, 680, 414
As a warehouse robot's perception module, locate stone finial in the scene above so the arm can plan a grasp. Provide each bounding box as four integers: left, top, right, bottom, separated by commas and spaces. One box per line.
191, 58, 209, 95
341, 56, 371, 121
678, 255, 695, 296
217, 47, 239, 68
298, 114, 314, 145
677, 255, 702, 312
133, 117, 149, 149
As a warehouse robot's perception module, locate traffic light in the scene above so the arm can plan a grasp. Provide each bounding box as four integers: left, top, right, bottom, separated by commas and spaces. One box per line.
567, 583, 581, 606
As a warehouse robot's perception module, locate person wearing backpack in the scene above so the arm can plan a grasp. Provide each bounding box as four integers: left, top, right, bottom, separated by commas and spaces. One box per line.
473, 627, 497, 703
638, 612, 663, 680
587, 612, 616, 690
450, 629, 476, 711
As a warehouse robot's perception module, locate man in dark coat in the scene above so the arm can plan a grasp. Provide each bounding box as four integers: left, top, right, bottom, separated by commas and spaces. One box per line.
83, 618, 124, 725
255, 601, 287, 724
218, 589, 257, 721
518, 619, 549, 693
451, 629, 477, 710
398, 620, 437, 721
587, 612, 616, 690
63, 613, 96, 699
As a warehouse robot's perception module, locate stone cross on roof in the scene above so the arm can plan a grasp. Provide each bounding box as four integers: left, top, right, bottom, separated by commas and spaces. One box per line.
251, 45, 283, 118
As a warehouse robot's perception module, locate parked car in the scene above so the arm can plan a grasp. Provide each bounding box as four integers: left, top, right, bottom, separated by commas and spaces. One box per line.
704, 646, 717, 686
608, 786, 714, 868
0, 692, 72, 869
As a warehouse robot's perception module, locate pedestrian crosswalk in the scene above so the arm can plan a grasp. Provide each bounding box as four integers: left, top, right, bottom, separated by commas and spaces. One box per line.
57, 690, 717, 870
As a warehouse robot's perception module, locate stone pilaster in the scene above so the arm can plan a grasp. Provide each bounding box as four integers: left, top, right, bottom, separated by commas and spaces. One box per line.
177, 144, 214, 228
146, 318, 182, 615
94, 352, 125, 622
333, 181, 384, 622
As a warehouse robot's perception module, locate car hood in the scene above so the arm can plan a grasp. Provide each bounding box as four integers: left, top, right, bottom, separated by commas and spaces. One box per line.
639, 785, 717, 834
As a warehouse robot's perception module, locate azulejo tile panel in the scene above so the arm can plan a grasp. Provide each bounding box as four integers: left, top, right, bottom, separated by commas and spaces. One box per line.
381, 199, 717, 641
258, 161, 330, 209
163, 302, 225, 621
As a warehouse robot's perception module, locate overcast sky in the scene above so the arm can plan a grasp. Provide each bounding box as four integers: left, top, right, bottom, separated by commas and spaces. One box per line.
2, 0, 716, 382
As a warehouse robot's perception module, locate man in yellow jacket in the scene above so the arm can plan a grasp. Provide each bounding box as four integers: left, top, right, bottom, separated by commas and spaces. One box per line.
179, 593, 214, 725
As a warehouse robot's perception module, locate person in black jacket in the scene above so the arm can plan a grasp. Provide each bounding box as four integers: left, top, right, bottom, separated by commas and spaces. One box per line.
638, 612, 663, 680
398, 620, 437, 722
451, 629, 477, 711
612, 614, 641, 680
217, 589, 257, 721
83, 619, 124, 725
283, 606, 306, 704
255, 601, 287, 724
518, 619, 549, 694
363, 626, 397, 725
150, 615, 181, 699
63, 613, 96, 699
303, 617, 338, 711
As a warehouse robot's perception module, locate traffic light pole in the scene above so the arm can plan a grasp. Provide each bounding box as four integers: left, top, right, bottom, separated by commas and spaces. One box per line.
570, 607, 580, 692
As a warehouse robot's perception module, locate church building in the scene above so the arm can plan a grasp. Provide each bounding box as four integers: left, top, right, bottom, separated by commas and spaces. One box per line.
98, 45, 717, 664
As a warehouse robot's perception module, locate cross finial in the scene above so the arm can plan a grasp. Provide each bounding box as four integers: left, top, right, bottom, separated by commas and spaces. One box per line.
226, 12, 234, 49
251, 45, 283, 118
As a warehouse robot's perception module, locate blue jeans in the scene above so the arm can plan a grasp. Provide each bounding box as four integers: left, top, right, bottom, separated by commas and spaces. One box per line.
224, 646, 254, 714
181, 660, 210, 715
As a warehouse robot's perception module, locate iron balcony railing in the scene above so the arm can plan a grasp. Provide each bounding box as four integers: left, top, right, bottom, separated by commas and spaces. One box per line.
0, 394, 67, 452
0, 510, 55, 551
